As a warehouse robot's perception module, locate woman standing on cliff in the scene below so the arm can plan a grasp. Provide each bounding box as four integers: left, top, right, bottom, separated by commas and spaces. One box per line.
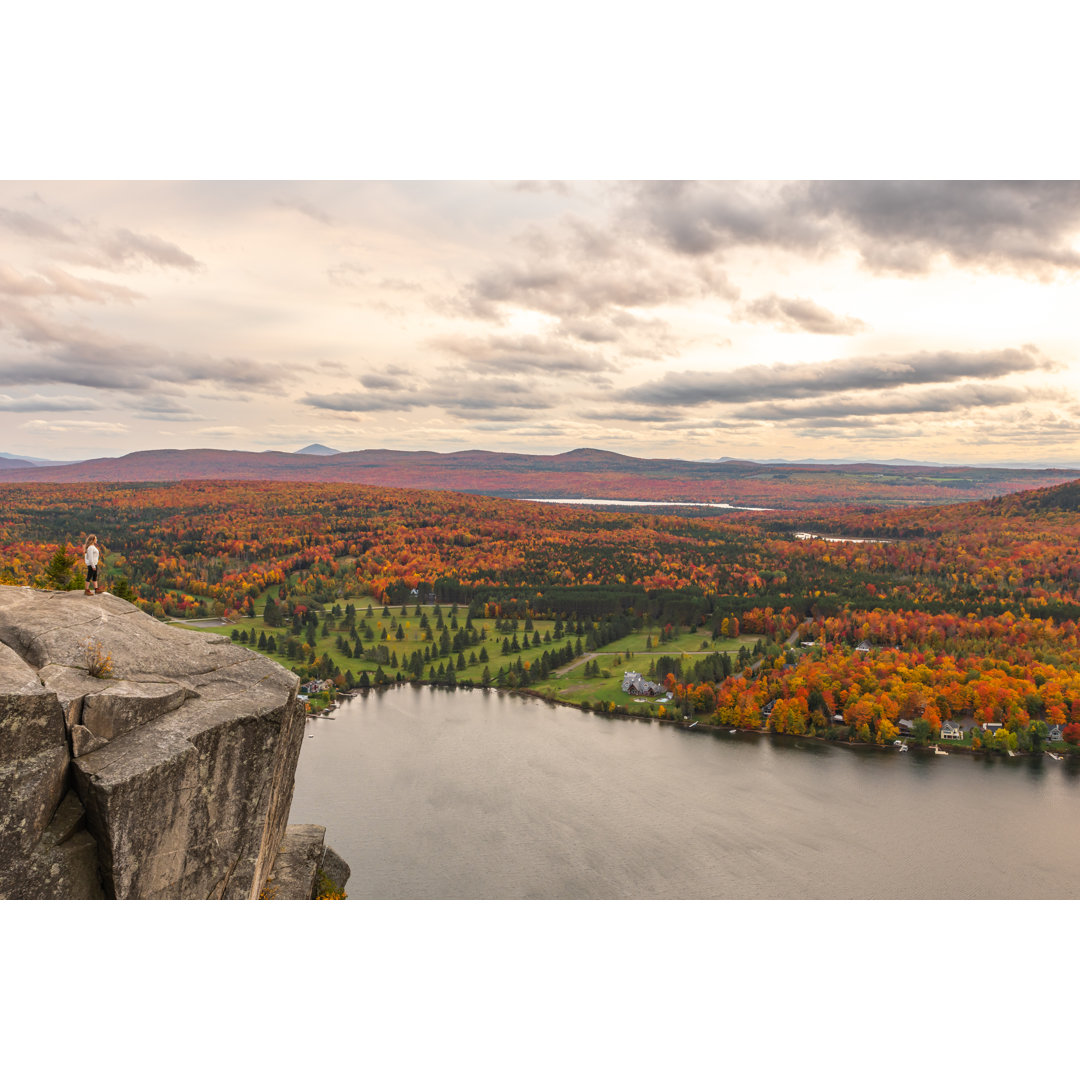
83, 534, 103, 595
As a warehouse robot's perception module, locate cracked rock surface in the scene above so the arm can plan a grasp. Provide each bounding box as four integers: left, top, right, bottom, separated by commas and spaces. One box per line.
0, 585, 306, 899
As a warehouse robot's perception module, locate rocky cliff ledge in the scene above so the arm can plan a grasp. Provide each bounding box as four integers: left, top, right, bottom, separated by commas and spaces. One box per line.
0, 585, 349, 900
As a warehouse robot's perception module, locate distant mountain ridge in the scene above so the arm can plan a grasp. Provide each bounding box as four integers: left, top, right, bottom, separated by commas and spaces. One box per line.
0, 451, 82, 468
3, 445, 1080, 508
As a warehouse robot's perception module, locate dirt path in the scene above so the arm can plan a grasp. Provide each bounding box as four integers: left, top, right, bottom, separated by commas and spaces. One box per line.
555, 651, 599, 676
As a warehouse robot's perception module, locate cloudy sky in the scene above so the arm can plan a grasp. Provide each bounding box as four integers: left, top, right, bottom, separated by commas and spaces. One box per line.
3, 180, 1080, 465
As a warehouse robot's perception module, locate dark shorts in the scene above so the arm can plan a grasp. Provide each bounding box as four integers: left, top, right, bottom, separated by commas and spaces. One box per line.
86, 565, 98, 582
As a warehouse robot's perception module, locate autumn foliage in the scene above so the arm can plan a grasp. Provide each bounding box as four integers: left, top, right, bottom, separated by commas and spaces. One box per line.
2, 475, 1079, 751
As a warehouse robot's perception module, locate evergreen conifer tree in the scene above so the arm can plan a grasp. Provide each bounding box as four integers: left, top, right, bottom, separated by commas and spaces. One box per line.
44, 544, 75, 589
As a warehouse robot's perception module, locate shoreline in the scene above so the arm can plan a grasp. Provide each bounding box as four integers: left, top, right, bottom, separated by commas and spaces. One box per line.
335, 682, 1073, 763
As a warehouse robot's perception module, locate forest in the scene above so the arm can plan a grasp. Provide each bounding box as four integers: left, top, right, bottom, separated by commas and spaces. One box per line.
2, 477, 1079, 753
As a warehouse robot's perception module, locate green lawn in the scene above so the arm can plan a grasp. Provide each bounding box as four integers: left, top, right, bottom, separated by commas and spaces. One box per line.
179, 595, 761, 705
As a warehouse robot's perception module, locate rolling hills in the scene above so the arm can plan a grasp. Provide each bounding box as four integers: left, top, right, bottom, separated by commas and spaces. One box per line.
3, 445, 1079, 508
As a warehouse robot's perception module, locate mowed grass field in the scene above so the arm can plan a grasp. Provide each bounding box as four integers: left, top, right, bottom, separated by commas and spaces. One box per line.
181, 595, 761, 713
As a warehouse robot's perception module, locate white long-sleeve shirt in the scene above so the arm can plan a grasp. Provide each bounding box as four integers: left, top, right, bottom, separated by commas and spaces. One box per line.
85, 544, 99, 569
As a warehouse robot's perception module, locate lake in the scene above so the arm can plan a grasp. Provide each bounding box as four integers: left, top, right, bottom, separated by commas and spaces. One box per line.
289, 686, 1080, 899
526, 498, 774, 510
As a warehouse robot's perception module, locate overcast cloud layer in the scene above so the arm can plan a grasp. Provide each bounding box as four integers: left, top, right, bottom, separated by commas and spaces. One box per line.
1, 180, 1079, 464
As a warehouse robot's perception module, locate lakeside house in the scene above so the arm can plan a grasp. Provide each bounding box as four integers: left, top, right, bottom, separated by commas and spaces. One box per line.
1047, 725, 1064, 743
941, 720, 963, 740
622, 671, 664, 696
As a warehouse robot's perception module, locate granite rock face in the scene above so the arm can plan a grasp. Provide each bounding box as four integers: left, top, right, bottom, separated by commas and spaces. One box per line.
261, 824, 352, 899
0, 585, 308, 899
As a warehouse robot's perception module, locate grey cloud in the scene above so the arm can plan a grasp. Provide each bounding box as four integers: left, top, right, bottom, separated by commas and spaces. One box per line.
122, 394, 197, 417
511, 181, 572, 196
629, 181, 1080, 277
1, 202, 201, 273
457, 211, 737, 323
806, 181, 1080, 276
433, 333, 614, 374
0, 263, 142, 304
619, 348, 1055, 407
796, 422, 927, 442
0, 207, 71, 241
629, 180, 827, 257
360, 373, 406, 390
301, 373, 554, 418
578, 405, 668, 421
0, 304, 284, 393
556, 311, 684, 361
463, 259, 735, 320
300, 391, 423, 413
0, 392, 87, 412
429, 373, 553, 418
23, 419, 128, 434
957, 412, 1080, 445
273, 197, 336, 226
735, 294, 867, 335
97, 228, 202, 271
732, 384, 1046, 421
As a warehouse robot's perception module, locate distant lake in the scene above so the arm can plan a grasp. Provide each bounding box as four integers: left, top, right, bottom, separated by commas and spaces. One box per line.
526, 498, 774, 511
793, 532, 891, 543
289, 687, 1080, 900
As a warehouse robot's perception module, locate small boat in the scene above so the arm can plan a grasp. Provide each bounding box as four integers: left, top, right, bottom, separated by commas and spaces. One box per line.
1047, 751, 1063, 761
1007, 750, 1017, 758
688, 721, 698, 728
728, 728, 738, 734
307, 733, 314, 738
933, 745, 948, 756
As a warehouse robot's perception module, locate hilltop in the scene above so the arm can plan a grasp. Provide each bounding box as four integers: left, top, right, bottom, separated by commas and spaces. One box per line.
3, 445, 1079, 508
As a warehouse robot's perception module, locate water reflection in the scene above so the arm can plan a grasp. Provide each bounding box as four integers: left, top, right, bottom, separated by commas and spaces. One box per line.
291, 687, 1080, 900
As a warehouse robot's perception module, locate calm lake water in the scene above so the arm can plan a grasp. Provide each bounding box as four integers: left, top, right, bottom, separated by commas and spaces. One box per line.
289, 686, 1080, 899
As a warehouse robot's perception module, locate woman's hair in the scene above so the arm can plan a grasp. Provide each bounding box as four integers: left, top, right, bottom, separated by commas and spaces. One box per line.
85, 534, 97, 546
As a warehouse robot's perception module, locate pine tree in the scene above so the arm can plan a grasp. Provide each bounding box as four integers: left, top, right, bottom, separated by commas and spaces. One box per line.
44, 544, 75, 589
